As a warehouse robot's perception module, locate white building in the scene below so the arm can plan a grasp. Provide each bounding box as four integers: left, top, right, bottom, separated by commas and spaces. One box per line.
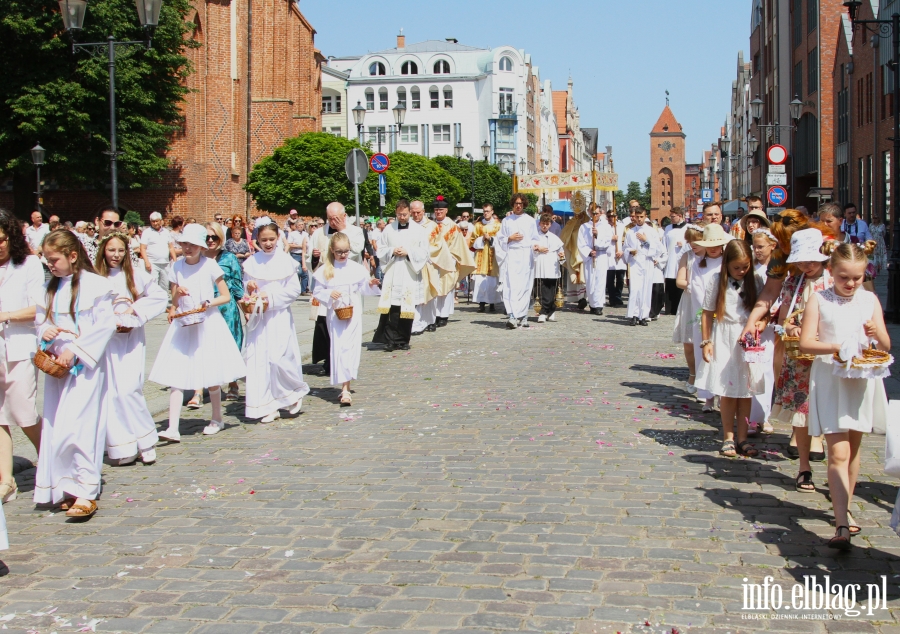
329, 34, 530, 172
321, 65, 348, 138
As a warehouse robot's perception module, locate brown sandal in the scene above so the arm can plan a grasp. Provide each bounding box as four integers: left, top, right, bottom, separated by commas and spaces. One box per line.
58, 497, 76, 511
65, 500, 98, 519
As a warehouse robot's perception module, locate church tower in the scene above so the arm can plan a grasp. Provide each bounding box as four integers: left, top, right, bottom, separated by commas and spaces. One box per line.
649, 105, 686, 222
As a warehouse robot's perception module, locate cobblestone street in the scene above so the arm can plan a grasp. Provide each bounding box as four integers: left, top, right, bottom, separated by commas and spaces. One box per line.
2, 303, 900, 634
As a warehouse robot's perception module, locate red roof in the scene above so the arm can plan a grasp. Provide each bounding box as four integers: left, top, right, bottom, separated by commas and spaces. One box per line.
651, 105, 682, 134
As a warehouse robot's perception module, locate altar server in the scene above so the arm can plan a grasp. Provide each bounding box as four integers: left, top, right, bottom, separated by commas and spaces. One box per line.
497, 193, 539, 328
534, 212, 565, 323
577, 204, 613, 315
623, 207, 664, 325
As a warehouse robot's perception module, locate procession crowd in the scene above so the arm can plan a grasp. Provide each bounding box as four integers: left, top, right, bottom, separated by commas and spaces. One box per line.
0, 189, 893, 556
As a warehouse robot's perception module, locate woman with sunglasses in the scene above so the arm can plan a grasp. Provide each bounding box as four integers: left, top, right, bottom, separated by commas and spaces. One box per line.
224, 217, 252, 264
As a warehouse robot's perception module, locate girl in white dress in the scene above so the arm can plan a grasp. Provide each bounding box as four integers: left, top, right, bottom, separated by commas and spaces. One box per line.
800, 240, 890, 550
697, 240, 764, 458
95, 233, 167, 465
35, 230, 117, 519
313, 233, 381, 406
242, 222, 309, 422
672, 225, 704, 394
689, 224, 727, 411
749, 229, 778, 435
149, 224, 246, 441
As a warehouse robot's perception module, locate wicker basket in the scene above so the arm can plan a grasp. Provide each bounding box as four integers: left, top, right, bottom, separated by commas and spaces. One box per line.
33, 349, 70, 378
114, 297, 134, 333
833, 347, 893, 368
335, 305, 353, 321
239, 297, 268, 315
781, 309, 815, 361
172, 303, 208, 327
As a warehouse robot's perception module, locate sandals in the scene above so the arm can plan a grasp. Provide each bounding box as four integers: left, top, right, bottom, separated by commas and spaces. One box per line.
225, 386, 241, 401
58, 497, 76, 511
846, 512, 861, 535
186, 395, 202, 410
720, 440, 737, 457
65, 499, 98, 520
340, 390, 352, 407
736, 440, 758, 457
795, 471, 815, 492
762, 421, 774, 434
0, 481, 18, 504
827, 526, 852, 550
809, 450, 826, 462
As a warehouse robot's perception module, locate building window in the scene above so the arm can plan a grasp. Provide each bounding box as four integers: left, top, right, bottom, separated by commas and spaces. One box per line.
433, 60, 450, 74
795, 113, 818, 177
792, 0, 802, 48
430, 87, 439, 108
368, 126, 385, 143
753, 53, 760, 75
497, 121, 515, 149
499, 56, 513, 71
867, 72, 874, 124
807, 0, 817, 33
793, 61, 803, 104
867, 154, 874, 218
400, 125, 418, 143
858, 157, 866, 213
838, 84, 848, 144
322, 96, 339, 113
499, 87, 513, 114
807, 47, 817, 94
365, 89, 374, 111
330, 127, 342, 137
397, 87, 406, 108
432, 124, 451, 143
369, 61, 386, 76
885, 151, 892, 222
837, 163, 849, 207
401, 61, 418, 75
443, 86, 453, 108
379, 88, 388, 110
411, 87, 420, 110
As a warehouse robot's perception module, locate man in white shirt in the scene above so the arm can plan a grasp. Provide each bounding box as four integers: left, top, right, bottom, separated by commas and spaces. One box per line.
663, 207, 687, 315
498, 193, 539, 329
140, 211, 173, 296
605, 210, 627, 308
25, 211, 49, 256
287, 220, 309, 293
577, 205, 613, 315
841, 203, 871, 243
623, 207, 664, 326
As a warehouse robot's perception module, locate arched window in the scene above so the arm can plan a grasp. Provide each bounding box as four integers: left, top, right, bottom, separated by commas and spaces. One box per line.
378, 88, 388, 110
368, 61, 386, 76
401, 61, 418, 75
410, 86, 420, 110
397, 87, 407, 108
659, 168, 674, 207
499, 56, 513, 71
364, 89, 374, 111
443, 86, 453, 108
433, 60, 450, 74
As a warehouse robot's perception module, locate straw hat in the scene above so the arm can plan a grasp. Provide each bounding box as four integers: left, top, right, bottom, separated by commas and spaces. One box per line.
179, 223, 208, 247
695, 223, 730, 247
786, 228, 829, 263
740, 209, 770, 232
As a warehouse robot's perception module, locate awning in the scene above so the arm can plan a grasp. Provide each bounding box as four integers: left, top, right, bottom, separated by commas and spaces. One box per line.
722, 198, 748, 215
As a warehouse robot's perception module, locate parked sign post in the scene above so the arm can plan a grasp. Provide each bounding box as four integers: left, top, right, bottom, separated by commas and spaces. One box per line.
344, 148, 369, 225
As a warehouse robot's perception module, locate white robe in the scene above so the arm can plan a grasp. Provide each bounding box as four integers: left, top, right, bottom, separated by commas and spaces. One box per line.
313, 260, 381, 384
34, 272, 116, 504
608, 220, 628, 271
497, 213, 538, 319
105, 267, 167, 460
689, 254, 723, 400
623, 224, 663, 319
534, 230, 564, 279
0, 503, 6, 551
242, 250, 309, 419
663, 224, 687, 279
309, 224, 365, 318
377, 222, 427, 319
578, 218, 613, 308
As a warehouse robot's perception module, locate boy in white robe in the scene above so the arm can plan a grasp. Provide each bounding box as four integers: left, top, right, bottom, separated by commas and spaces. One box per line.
623, 208, 664, 326
577, 206, 613, 315
497, 195, 539, 328
534, 212, 565, 323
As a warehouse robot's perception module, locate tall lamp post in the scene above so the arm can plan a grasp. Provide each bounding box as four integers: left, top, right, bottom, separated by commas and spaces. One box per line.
749, 93, 803, 204
58, 0, 163, 212
31, 143, 45, 214
352, 101, 366, 143
844, 0, 900, 322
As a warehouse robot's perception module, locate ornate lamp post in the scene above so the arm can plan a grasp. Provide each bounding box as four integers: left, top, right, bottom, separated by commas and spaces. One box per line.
352, 101, 366, 143
58, 0, 163, 211
31, 143, 45, 214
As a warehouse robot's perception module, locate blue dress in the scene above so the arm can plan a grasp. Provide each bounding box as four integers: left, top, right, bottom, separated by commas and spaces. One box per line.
216, 251, 244, 350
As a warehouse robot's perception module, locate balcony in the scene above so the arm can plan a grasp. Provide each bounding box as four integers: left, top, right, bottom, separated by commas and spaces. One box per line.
498, 103, 518, 120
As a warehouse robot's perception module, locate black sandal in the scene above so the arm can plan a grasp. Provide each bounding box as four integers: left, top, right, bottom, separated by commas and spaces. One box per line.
827, 526, 852, 550
736, 440, 758, 457
720, 440, 736, 457
795, 471, 815, 492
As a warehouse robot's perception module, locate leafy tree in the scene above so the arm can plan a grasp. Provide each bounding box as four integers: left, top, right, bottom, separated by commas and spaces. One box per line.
384, 152, 464, 213
615, 179, 651, 215
0, 0, 197, 213
123, 210, 142, 225
245, 133, 398, 216
431, 155, 513, 215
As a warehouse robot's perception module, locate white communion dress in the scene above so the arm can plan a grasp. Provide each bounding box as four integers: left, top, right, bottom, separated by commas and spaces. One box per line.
149, 256, 246, 390
808, 288, 888, 436
105, 267, 168, 460
312, 259, 381, 385
34, 272, 116, 504
241, 249, 309, 419
671, 251, 695, 344
689, 254, 722, 400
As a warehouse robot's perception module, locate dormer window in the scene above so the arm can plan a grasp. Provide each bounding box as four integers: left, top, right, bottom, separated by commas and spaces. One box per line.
433, 60, 450, 74
401, 61, 418, 75
369, 61, 386, 76
499, 56, 513, 71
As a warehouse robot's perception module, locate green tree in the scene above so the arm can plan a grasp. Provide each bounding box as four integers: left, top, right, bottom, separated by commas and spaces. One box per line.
431, 155, 513, 214
0, 0, 197, 213
385, 152, 464, 213
245, 133, 397, 217
615, 179, 651, 215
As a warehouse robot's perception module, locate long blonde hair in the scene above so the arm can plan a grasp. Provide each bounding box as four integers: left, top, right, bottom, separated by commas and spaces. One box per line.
95, 232, 139, 300
322, 232, 350, 281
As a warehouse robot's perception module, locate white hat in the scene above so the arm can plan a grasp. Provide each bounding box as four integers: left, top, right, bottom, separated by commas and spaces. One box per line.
786, 228, 829, 263
149, 211, 163, 221
179, 223, 208, 247
695, 223, 730, 247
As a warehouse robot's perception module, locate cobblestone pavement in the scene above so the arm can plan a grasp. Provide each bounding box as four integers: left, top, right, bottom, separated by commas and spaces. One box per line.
2, 301, 900, 634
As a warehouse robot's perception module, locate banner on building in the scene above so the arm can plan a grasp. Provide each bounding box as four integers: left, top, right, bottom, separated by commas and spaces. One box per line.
516, 171, 618, 193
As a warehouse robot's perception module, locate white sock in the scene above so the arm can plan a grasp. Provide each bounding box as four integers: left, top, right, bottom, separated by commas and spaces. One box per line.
168, 389, 183, 432
210, 386, 222, 421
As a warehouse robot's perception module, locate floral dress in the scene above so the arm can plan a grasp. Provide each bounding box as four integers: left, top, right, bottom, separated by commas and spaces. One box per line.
225, 237, 252, 263
215, 250, 244, 350
871, 223, 888, 274
771, 270, 832, 427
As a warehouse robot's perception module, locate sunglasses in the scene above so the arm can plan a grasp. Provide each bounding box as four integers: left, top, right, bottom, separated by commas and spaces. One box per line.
102, 219, 123, 228
214, 217, 224, 222
206, 235, 219, 243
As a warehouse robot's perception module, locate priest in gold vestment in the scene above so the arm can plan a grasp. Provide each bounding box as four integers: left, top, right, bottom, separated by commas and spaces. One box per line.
468, 204, 502, 312
433, 197, 475, 327
411, 200, 456, 334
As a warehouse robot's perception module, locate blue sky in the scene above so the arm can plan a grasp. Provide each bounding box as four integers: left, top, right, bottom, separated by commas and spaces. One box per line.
301, 0, 751, 188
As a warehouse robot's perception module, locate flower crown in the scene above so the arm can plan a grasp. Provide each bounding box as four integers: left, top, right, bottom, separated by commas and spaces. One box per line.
752, 228, 776, 241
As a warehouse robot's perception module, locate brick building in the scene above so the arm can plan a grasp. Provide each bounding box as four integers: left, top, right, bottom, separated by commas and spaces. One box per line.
1, 0, 322, 221
649, 105, 686, 222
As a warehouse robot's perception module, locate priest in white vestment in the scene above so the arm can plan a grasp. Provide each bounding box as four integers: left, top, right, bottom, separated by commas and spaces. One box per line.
623, 208, 664, 326
433, 197, 475, 327
577, 206, 613, 316
497, 194, 539, 329
411, 200, 455, 334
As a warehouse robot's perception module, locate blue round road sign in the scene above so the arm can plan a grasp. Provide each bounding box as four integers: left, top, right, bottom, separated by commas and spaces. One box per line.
370, 153, 389, 173
767, 186, 788, 207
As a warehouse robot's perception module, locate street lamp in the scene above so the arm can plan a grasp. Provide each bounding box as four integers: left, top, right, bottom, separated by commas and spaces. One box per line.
454, 141, 464, 160
352, 100, 366, 143
748, 135, 760, 156
844, 1, 900, 322
58, 0, 163, 211
31, 143, 45, 213
720, 135, 731, 155
790, 95, 803, 122
481, 140, 490, 162
465, 152, 476, 214
750, 95, 764, 122
519, 158, 526, 175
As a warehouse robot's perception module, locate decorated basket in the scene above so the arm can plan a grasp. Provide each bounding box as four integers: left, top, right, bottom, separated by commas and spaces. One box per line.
832, 346, 894, 379
172, 300, 208, 327
239, 296, 269, 315
780, 309, 815, 361
741, 330, 770, 364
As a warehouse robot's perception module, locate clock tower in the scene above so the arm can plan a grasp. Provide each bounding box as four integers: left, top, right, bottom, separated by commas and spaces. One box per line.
649, 105, 686, 222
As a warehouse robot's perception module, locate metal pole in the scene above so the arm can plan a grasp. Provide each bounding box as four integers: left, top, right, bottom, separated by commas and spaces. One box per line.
353, 158, 361, 227
470, 157, 475, 210
35, 165, 41, 214
107, 36, 119, 210
889, 11, 900, 323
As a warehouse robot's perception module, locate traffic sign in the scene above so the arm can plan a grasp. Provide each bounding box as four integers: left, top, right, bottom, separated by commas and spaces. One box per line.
768, 164, 786, 174
766, 173, 787, 186
344, 149, 369, 185
701, 188, 713, 203
370, 153, 390, 173
767, 185, 788, 207
767, 144, 788, 165
456, 203, 473, 208
378, 173, 386, 195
